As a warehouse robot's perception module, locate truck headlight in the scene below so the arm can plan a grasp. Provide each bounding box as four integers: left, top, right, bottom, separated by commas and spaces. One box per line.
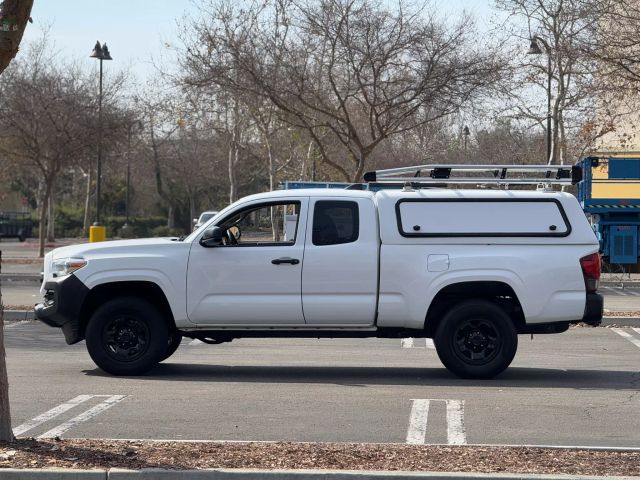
51, 257, 87, 277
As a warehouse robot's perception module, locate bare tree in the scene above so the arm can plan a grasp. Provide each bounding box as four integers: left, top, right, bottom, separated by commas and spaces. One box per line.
494, 0, 622, 164
180, 0, 504, 182
0, 42, 99, 257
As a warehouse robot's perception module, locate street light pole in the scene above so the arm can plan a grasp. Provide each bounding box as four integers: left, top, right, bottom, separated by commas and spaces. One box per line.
89, 41, 112, 241
528, 35, 553, 165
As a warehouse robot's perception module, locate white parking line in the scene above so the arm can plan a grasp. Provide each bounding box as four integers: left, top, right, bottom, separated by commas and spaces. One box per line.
407, 399, 466, 445
13, 395, 94, 436
633, 328, 640, 337
401, 338, 435, 349
406, 399, 430, 444
38, 395, 127, 439
189, 339, 203, 346
446, 399, 467, 445
602, 286, 625, 296
625, 289, 640, 296
401, 338, 414, 348
612, 328, 640, 349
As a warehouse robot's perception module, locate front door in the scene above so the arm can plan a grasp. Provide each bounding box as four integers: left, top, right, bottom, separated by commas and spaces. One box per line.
187, 198, 308, 325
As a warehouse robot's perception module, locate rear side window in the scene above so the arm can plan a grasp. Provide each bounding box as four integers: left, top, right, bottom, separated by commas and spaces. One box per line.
313, 201, 359, 246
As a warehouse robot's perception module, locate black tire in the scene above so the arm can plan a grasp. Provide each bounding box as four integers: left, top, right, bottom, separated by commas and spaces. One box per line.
85, 297, 169, 375
433, 300, 517, 379
160, 331, 182, 362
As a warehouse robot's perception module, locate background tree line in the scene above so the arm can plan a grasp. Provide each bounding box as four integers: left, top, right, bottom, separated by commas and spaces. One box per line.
1, 0, 640, 254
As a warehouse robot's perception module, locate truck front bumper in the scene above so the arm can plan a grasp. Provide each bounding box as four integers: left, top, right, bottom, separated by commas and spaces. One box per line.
581, 292, 603, 326
34, 275, 89, 344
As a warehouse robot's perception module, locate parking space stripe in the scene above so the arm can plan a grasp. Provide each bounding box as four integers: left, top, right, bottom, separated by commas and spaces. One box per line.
625, 289, 640, 296
38, 395, 127, 439
13, 395, 94, 436
406, 399, 429, 444
189, 339, 203, 346
402, 338, 435, 349
603, 286, 625, 296
633, 328, 640, 336
446, 400, 466, 445
612, 328, 640, 349
401, 338, 414, 348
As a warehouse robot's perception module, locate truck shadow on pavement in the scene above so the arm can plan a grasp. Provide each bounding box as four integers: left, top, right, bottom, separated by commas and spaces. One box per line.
85, 364, 640, 390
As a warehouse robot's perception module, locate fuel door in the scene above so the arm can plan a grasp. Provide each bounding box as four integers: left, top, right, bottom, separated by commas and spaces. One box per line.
427, 254, 450, 272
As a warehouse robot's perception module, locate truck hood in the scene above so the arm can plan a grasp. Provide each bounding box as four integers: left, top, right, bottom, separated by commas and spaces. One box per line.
41, 237, 188, 292
48, 237, 183, 259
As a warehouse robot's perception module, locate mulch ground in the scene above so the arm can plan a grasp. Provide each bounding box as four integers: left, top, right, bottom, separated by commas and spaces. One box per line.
0, 439, 638, 475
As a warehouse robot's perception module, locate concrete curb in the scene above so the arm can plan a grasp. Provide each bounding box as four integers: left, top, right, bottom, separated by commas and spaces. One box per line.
0, 273, 40, 282
0, 469, 105, 479
602, 316, 640, 327
0, 469, 636, 480
2, 310, 35, 322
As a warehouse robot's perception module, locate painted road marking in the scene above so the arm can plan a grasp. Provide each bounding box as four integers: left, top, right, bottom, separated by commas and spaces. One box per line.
633, 328, 640, 336
401, 338, 435, 349
602, 286, 625, 296
189, 339, 203, 346
406, 399, 429, 444
446, 400, 466, 445
625, 289, 640, 297
13, 395, 94, 436
406, 399, 466, 445
38, 395, 127, 439
612, 328, 640, 349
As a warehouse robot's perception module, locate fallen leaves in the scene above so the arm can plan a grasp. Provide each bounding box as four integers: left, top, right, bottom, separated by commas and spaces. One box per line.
0, 439, 638, 476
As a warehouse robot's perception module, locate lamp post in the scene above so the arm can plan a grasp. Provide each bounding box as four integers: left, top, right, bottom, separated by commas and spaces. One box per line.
528, 36, 553, 164
89, 41, 112, 241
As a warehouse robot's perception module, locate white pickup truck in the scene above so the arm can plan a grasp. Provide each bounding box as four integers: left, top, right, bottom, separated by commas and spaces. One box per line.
35, 167, 603, 379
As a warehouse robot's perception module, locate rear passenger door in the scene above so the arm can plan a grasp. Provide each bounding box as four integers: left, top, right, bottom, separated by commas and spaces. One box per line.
302, 197, 378, 325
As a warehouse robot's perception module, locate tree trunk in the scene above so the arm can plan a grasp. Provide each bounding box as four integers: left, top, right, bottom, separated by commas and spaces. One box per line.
0, 0, 34, 76
46, 186, 55, 242
38, 179, 52, 258
0, 251, 15, 442
167, 205, 175, 229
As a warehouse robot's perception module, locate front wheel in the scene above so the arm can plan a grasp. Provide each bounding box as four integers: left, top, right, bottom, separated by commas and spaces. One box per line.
85, 297, 169, 375
434, 300, 517, 379
160, 331, 182, 362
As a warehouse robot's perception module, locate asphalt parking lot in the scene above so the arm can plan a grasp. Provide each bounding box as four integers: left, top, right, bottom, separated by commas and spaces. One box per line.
4, 321, 640, 448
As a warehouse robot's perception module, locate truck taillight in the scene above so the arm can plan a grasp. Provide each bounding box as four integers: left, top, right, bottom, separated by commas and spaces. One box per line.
580, 253, 601, 293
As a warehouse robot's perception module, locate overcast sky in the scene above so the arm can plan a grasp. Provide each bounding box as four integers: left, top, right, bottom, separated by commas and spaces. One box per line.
21, 1, 499, 83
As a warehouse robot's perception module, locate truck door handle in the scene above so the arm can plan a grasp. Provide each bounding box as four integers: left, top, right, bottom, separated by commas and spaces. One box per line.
271, 257, 300, 265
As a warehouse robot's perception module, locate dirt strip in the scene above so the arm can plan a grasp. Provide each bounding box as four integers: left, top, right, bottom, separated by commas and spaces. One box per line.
0, 440, 639, 476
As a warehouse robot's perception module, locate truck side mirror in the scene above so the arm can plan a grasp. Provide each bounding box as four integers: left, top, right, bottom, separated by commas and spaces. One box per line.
200, 226, 224, 247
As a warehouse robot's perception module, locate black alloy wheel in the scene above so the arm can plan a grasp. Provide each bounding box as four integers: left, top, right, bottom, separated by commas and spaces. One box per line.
433, 299, 517, 379
85, 297, 169, 376
102, 315, 151, 363
452, 317, 501, 365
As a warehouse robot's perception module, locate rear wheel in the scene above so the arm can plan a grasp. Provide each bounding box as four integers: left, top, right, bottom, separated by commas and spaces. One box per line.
433, 300, 517, 379
85, 297, 169, 375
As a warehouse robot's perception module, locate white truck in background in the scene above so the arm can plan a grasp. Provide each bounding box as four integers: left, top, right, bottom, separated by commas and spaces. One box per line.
35, 164, 603, 379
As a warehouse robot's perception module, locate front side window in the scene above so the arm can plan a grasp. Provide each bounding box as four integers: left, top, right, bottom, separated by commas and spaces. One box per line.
312, 201, 359, 246
220, 202, 300, 246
